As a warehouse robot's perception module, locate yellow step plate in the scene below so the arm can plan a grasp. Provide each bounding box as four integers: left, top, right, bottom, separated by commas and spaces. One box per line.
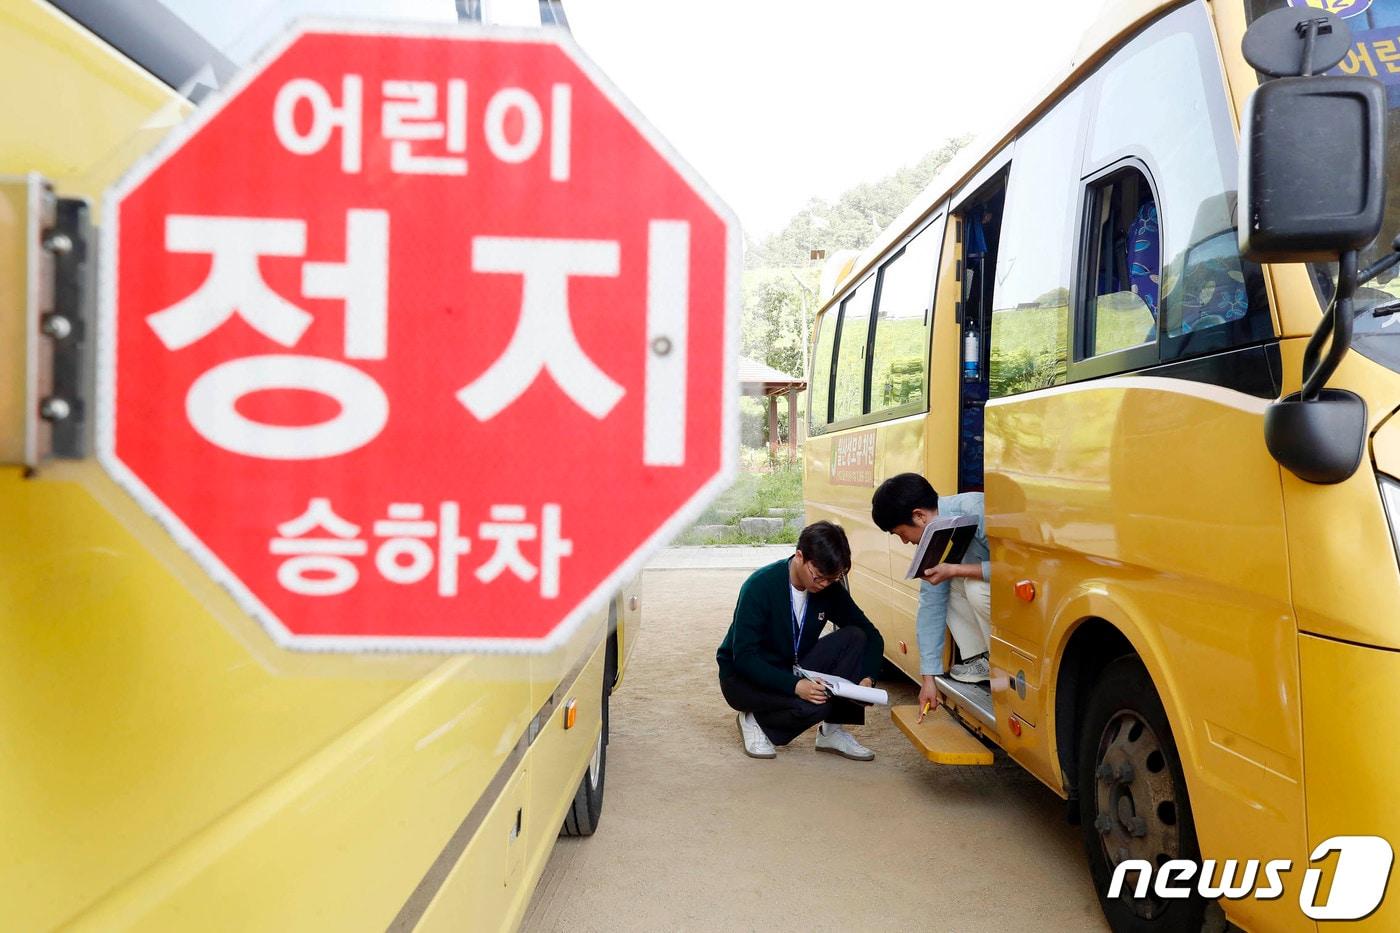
890, 705, 994, 765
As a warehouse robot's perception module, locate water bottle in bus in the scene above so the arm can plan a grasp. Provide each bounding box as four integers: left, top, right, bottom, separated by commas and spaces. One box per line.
963, 325, 980, 382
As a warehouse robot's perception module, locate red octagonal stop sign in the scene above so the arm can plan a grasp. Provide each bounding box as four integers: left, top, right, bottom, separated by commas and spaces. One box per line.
99, 23, 738, 651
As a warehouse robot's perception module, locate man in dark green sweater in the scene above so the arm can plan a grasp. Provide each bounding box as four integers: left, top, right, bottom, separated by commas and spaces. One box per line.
716, 521, 885, 760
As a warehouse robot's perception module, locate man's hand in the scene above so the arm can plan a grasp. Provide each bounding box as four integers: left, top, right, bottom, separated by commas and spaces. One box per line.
795, 678, 829, 704
917, 676, 941, 722
858, 677, 873, 688
921, 562, 977, 586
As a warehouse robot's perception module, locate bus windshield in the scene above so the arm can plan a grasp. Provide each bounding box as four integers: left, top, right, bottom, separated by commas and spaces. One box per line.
1246, 0, 1400, 374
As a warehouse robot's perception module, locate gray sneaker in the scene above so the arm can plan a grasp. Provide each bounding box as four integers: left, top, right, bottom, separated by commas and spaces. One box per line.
949, 653, 990, 684
814, 723, 874, 761
737, 712, 776, 759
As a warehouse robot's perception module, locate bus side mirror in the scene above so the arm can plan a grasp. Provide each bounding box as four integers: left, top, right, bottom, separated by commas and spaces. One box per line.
1237, 5, 1387, 484
1238, 75, 1386, 263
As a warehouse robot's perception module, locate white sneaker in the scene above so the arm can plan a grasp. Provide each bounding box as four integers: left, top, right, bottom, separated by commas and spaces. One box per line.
815, 723, 874, 761
950, 653, 990, 684
737, 712, 776, 759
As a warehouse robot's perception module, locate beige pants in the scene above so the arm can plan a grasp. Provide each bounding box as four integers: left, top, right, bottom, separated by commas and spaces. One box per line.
948, 577, 992, 658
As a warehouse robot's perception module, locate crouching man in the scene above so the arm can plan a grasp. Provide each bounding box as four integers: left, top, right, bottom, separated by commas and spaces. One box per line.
716, 521, 884, 760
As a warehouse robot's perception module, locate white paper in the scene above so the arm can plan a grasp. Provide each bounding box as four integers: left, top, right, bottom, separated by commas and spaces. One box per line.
796, 666, 889, 705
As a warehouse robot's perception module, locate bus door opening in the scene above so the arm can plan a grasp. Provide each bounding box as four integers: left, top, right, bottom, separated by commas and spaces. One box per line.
957, 182, 1005, 493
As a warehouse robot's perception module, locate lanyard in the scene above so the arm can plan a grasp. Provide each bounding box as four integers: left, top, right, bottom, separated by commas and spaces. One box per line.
790, 587, 806, 661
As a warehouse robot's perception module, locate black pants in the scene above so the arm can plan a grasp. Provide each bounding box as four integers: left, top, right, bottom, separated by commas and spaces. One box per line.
719, 626, 868, 746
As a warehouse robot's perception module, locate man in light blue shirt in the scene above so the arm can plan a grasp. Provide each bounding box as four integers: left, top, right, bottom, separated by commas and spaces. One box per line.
872, 473, 992, 717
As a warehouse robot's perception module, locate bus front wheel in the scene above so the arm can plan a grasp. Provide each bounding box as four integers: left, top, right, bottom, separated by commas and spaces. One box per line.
1077, 656, 1206, 932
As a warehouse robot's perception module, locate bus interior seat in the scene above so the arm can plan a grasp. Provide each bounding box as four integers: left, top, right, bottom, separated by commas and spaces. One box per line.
1173, 235, 1250, 335
1093, 177, 1160, 344
1127, 198, 1161, 335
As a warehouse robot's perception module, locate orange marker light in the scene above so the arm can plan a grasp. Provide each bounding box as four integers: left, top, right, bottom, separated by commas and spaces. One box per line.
564, 698, 578, 730
898, 640, 908, 654
1014, 580, 1036, 602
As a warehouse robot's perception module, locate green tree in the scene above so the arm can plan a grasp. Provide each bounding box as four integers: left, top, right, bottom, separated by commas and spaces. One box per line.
746, 135, 973, 269
741, 268, 818, 378
736, 135, 974, 451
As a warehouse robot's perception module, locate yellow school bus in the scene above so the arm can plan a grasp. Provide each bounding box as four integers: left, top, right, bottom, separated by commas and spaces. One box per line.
1, 2, 637, 928
806, 1, 1400, 929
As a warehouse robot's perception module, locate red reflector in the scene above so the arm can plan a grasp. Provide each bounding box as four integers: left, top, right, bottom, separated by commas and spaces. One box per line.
1009, 717, 1023, 737
1014, 580, 1036, 602
898, 640, 908, 654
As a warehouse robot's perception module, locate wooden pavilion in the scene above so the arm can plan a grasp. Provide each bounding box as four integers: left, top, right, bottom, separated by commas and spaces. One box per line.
738, 356, 806, 461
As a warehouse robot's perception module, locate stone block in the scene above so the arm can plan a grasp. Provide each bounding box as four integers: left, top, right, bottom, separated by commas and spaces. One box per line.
739, 516, 784, 536
692, 524, 738, 542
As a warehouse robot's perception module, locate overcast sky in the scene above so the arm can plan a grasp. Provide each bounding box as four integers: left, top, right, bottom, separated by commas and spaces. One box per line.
567, 0, 1108, 237
170, 0, 1108, 237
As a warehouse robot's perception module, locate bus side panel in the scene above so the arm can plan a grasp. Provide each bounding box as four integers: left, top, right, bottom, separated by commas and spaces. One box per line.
1, 467, 478, 928
1275, 342, 1400, 651
803, 421, 896, 646
416, 763, 532, 933
803, 211, 959, 680
984, 379, 1310, 933
1297, 634, 1400, 931
874, 415, 928, 677
613, 576, 642, 689
418, 630, 609, 933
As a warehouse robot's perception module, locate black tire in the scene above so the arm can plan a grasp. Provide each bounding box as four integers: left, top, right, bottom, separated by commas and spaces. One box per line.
1077, 656, 1206, 933
561, 636, 616, 837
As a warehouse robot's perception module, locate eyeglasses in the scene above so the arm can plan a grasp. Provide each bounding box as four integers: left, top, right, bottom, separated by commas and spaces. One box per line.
808, 568, 845, 587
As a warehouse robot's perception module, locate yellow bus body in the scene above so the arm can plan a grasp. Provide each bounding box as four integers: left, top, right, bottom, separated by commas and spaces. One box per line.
806, 2, 1400, 929
1, 2, 641, 928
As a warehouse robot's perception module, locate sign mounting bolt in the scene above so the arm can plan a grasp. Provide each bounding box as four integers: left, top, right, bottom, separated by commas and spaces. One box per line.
41, 314, 72, 340
40, 397, 71, 421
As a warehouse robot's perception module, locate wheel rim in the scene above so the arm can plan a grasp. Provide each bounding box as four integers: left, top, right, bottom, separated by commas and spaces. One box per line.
587, 730, 602, 788
1092, 709, 1182, 920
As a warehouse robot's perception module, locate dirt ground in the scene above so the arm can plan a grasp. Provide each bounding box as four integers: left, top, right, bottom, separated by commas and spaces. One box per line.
522, 561, 1110, 932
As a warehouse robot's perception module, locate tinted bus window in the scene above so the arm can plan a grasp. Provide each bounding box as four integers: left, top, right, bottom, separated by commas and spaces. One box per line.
989, 86, 1086, 398
832, 275, 877, 422
1247, 0, 1400, 376
1082, 167, 1160, 358
1086, 5, 1269, 361
869, 216, 942, 416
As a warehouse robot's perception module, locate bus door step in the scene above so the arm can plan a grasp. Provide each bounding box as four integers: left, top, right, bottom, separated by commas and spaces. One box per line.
933, 675, 995, 728
890, 705, 994, 765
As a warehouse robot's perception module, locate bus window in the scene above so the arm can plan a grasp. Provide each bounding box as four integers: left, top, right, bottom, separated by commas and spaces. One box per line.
869, 216, 942, 417
988, 85, 1086, 398
1081, 166, 1160, 359
832, 274, 877, 423
1084, 8, 1269, 365
1245, 1, 1400, 375
809, 310, 836, 429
